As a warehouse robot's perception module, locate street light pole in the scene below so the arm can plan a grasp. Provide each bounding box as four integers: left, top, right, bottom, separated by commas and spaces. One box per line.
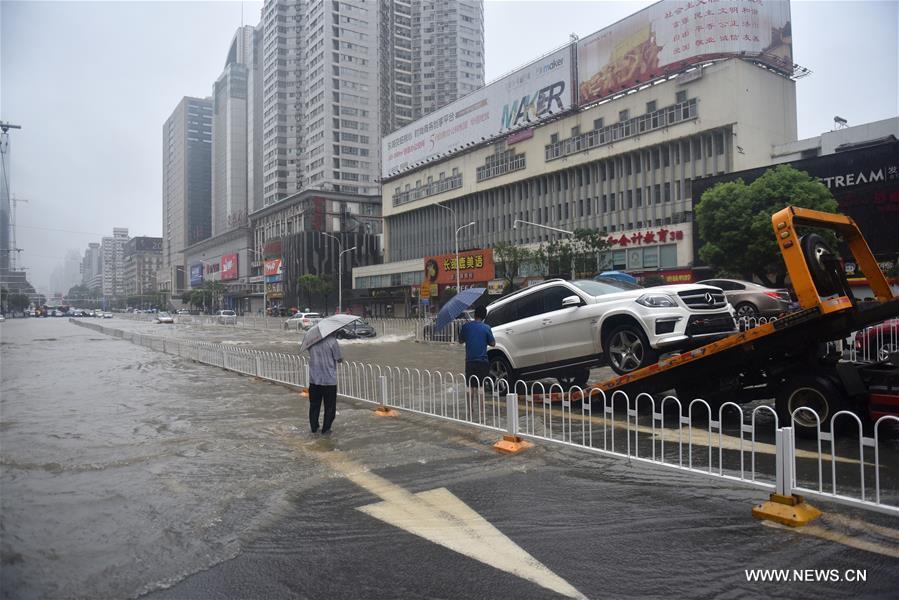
512, 219, 576, 280
455, 222, 476, 291
434, 203, 461, 290
321, 232, 356, 314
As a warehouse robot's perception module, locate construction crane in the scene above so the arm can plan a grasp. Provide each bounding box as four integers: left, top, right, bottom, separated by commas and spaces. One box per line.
1, 121, 23, 271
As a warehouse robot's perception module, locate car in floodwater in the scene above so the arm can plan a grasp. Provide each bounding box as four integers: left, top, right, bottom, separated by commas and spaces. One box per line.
156, 312, 174, 324
283, 312, 323, 331
335, 320, 377, 339
217, 309, 237, 324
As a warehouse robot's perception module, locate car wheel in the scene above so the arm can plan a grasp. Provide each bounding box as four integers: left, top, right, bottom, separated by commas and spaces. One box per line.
487, 353, 516, 392
775, 373, 849, 436
877, 342, 899, 361
557, 368, 590, 389
604, 324, 658, 375
734, 302, 759, 319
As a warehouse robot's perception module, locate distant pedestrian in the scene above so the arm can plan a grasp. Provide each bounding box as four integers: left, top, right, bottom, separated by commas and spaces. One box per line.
459, 305, 495, 391
307, 334, 343, 434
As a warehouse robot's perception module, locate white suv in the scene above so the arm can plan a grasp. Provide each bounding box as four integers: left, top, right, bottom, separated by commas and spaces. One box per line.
284, 312, 323, 331
217, 309, 237, 324
484, 278, 736, 385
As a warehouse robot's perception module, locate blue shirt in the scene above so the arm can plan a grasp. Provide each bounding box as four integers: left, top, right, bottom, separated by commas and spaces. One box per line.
459, 320, 495, 363
307, 336, 342, 386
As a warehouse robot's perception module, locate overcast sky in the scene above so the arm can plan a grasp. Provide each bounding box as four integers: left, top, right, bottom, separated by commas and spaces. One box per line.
2, 0, 897, 294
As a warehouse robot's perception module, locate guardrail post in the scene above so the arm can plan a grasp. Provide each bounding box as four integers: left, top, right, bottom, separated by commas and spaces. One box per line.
752, 426, 821, 527
374, 374, 397, 417
493, 392, 533, 454
299, 363, 310, 397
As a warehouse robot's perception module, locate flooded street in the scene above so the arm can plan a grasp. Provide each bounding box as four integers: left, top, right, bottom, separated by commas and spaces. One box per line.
3, 317, 899, 599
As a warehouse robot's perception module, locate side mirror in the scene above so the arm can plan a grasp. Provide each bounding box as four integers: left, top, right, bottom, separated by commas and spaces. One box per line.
562, 295, 581, 308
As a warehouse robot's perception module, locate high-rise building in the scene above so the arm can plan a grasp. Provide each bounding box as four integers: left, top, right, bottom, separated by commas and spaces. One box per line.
258, 0, 485, 208
82, 242, 102, 289
161, 96, 213, 298
381, 0, 485, 135
101, 228, 130, 300
123, 237, 163, 303
212, 26, 256, 236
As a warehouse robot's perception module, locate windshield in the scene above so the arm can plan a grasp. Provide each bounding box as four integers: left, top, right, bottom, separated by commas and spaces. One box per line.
305, 313, 322, 319
572, 278, 643, 296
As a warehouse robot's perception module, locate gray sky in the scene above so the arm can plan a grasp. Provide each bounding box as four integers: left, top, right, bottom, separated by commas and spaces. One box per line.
2, 0, 897, 295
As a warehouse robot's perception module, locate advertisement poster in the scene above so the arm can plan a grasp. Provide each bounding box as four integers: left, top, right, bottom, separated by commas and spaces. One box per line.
189, 263, 204, 287
577, 0, 792, 104
424, 248, 495, 285
383, 46, 575, 178
264, 258, 282, 281
221, 253, 239, 281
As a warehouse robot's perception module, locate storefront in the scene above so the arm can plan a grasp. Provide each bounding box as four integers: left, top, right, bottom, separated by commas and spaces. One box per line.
597, 223, 697, 283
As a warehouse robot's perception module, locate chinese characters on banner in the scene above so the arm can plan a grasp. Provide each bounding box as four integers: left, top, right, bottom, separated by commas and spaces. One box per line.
606, 228, 685, 247
424, 248, 495, 285
577, 0, 792, 104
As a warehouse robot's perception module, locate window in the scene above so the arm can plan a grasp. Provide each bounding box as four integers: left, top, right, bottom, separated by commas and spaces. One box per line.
645, 100, 657, 113
593, 118, 604, 130
543, 286, 578, 312
571, 126, 580, 137
516, 293, 545, 320
619, 109, 629, 121
660, 244, 678, 267
676, 89, 687, 103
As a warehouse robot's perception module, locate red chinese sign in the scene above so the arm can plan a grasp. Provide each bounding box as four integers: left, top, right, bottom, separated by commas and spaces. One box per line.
424, 248, 495, 285
221, 253, 239, 281
264, 258, 282, 277
606, 228, 685, 247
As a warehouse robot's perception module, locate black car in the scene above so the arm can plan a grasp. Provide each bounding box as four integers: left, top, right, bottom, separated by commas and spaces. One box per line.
336, 320, 377, 339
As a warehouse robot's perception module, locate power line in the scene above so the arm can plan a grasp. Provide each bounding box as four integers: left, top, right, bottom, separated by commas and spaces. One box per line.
16, 224, 105, 236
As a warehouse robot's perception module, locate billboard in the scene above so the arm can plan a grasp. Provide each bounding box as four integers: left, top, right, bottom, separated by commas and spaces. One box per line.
424, 248, 495, 286
189, 263, 204, 287
264, 258, 282, 283
577, 0, 792, 105
383, 45, 575, 178
221, 253, 239, 281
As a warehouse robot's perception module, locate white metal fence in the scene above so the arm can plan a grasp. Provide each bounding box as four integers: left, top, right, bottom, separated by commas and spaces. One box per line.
70, 318, 899, 517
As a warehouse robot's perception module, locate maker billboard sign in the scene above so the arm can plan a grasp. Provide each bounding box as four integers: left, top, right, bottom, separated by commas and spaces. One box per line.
383, 45, 575, 178
221, 253, 239, 281
577, 0, 792, 105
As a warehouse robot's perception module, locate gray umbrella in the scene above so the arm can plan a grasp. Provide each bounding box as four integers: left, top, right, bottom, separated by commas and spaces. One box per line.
300, 314, 362, 352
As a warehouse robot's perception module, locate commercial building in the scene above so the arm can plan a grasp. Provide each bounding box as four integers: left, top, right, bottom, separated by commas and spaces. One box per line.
183, 227, 257, 313
364, 0, 800, 301
122, 237, 163, 304
161, 96, 213, 299
101, 228, 130, 302
692, 117, 899, 270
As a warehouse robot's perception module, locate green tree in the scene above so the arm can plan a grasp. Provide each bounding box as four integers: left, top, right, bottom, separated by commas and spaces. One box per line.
533, 229, 610, 279
296, 274, 319, 309
695, 164, 838, 287
493, 242, 532, 292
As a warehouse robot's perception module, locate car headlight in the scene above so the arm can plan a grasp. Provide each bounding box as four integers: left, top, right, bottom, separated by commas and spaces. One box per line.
636, 293, 678, 308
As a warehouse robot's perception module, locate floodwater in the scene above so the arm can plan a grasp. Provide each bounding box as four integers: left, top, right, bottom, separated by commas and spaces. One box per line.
3, 317, 899, 599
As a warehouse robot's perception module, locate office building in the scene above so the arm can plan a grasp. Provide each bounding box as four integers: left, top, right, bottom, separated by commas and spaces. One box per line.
161, 96, 213, 298
123, 237, 163, 303
101, 228, 130, 300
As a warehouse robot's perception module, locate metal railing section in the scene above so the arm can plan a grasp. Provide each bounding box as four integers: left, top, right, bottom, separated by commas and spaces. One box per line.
69, 318, 899, 516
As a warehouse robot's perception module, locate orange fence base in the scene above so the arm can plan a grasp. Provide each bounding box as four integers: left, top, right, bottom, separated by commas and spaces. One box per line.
493, 434, 534, 455
752, 493, 822, 527
374, 405, 398, 417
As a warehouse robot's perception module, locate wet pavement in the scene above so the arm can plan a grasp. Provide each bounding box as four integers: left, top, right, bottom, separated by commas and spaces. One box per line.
2, 317, 899, 599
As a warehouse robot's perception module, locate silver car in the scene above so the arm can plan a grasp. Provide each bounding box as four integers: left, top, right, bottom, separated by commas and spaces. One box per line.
697, 279, 792, 319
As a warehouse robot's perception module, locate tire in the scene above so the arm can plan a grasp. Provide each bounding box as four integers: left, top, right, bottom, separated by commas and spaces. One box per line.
775, 373, 849, 436
800, 233, 843, 297
604, 324, 658, 375
734, 302, 759, 319
487, 353, 516, 392
557, 368, 590, 389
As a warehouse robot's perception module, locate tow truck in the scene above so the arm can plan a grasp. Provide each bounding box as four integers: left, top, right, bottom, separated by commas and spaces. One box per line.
590, 207, 899, 433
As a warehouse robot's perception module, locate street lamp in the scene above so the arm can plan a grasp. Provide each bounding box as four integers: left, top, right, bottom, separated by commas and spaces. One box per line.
320, 232, 356, 314
246, 248, 266, 315
455, 222, 476, 292
512, 219, 576, 280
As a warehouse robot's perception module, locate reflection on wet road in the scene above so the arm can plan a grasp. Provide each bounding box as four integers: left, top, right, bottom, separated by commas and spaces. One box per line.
2, 317, 898, 599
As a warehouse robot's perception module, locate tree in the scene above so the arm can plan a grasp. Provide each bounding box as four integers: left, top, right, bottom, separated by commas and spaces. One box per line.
493, 242, 532, 292
296, 274, 319, 309
695, 164, 838, 287
533, 229, 610, 279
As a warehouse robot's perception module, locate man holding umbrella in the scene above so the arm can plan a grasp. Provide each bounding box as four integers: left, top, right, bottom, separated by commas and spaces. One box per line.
301, 314, 358, 434
459, 305, 495, 388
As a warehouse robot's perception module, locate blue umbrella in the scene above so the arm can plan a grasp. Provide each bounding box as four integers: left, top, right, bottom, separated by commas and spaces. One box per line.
435, 288, 486, 332
597, 270, 638, 285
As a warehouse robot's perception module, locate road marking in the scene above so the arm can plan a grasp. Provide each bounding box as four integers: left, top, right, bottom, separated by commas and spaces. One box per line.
763, 520, 899, 559
283, 435, 586, 599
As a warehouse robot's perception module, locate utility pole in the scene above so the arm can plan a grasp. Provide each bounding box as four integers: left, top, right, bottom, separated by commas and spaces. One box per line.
1, 122, 23, 274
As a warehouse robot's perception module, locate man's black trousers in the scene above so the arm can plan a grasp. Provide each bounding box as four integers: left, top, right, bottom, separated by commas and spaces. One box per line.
309, 383, 337, 432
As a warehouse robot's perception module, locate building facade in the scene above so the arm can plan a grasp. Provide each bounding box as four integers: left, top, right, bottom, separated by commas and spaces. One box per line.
81, 242, 102, 289
212, 26, 256, 237
259, 0, 485, 207
122, 236, 163, 303
101, 228, 130, 301
161, 96, 213, 299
